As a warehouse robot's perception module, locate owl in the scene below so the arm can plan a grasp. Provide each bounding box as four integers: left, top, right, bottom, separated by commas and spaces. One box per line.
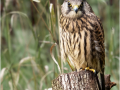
59, 0, 105, 89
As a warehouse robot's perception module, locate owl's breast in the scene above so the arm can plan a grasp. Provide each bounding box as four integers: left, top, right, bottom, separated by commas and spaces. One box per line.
60, 14, 103, 70
60, 14, 94, 33
61, 27, 93, 70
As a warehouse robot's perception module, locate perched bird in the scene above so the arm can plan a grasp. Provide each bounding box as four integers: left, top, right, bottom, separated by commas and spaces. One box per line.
59, 0, 105, 89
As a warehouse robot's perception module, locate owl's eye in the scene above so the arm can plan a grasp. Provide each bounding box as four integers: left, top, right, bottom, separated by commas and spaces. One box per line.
68, 2, 72, 7
79, 1, 83, 10
80, 2, 83, 7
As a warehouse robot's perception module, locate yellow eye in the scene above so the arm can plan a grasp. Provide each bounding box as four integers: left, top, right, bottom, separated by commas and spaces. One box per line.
68, 2, 72, 7
80, 2, 83, 7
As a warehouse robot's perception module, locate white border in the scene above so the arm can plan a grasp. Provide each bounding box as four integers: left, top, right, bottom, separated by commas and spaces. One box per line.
0, 0, 1, 69
118, 0, 120, 90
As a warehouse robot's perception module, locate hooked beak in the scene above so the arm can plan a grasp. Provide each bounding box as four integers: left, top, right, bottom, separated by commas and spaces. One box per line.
73, 5, 79, 13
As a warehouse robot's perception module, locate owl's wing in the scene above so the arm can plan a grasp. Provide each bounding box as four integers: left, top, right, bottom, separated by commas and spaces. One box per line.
95, 18, 106, 90
94, 18, 105, 71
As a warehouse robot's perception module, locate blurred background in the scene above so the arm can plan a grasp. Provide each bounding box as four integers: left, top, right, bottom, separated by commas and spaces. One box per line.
1, 0, 119, 90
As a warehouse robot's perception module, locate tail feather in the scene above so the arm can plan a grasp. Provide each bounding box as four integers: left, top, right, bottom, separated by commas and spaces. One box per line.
100, 73, 105, 90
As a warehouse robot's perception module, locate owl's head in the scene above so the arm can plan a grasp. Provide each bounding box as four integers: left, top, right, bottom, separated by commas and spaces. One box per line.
61, 0, 93, 18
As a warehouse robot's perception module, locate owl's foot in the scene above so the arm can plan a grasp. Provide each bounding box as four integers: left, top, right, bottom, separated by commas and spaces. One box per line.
85, 67, 97, 74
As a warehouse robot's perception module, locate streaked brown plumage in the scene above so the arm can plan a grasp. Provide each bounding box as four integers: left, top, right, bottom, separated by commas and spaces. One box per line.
60, 0, 105, 89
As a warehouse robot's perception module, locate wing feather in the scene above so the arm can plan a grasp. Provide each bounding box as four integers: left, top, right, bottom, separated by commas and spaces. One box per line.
95, 18, 105, 70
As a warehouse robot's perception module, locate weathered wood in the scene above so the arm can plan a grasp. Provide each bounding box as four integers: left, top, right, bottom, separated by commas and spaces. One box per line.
52, 70, 116, 90
104, 75, 116, 90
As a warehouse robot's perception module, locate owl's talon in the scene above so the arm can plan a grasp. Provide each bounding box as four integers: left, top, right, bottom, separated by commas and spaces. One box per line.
90, 69, 96, 74
85, 67, 97, 74
85, 67, 90, 71
94, 70, 98, 75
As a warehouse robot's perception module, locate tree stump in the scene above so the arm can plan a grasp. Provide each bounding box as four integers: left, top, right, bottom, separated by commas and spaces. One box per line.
52, 70, 116, 90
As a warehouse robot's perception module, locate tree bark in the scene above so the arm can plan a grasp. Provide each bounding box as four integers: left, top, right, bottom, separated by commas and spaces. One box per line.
52, 70, 116, 90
